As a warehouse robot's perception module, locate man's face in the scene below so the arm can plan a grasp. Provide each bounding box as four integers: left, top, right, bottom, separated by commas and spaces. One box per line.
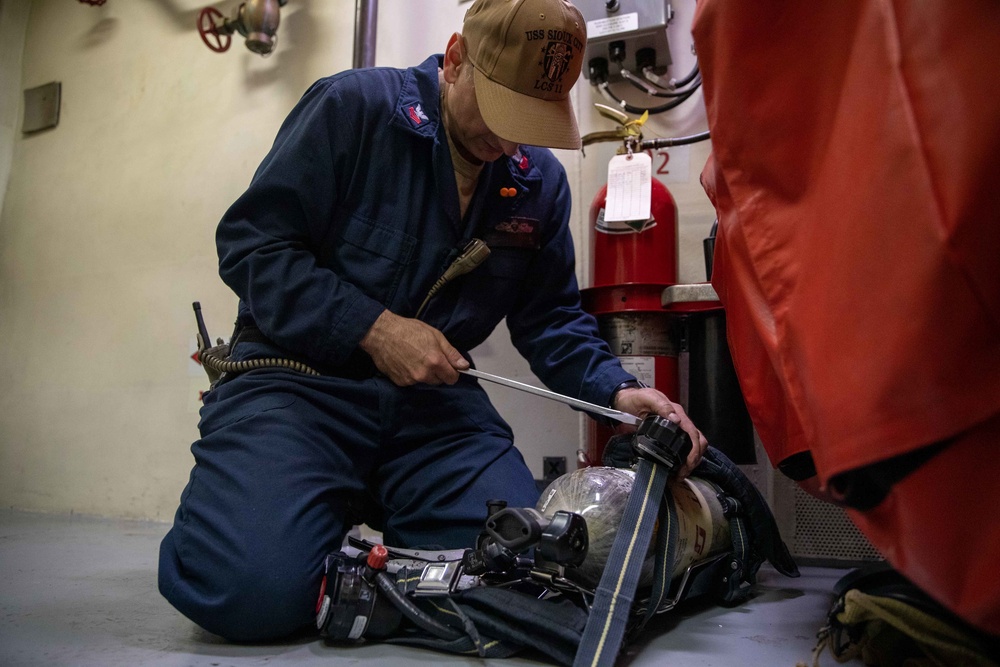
444, 38, 520, 163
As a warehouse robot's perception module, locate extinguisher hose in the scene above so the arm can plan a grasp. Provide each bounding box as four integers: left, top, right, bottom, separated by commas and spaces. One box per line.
640, 131, 712, 150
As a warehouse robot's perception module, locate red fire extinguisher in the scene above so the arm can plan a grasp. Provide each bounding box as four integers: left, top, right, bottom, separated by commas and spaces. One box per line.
581, 177, 681, 464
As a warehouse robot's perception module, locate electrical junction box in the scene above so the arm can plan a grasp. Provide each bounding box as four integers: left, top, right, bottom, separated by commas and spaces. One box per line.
575, 0, 673, 81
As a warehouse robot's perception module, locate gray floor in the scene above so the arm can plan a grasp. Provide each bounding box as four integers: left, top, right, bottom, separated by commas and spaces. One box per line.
0, 509, 864, 666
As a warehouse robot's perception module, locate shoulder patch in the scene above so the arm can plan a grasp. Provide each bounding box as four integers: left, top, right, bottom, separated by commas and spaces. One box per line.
405, 103, 429, 127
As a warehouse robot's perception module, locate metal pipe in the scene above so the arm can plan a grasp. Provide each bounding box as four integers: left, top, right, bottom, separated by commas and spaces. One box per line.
239, 0, 281, 55
353, 0, 378, 69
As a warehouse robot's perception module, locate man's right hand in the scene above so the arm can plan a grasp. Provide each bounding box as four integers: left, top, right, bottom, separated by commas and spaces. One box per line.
359, 310, 469, 386
613, 387, 708, 478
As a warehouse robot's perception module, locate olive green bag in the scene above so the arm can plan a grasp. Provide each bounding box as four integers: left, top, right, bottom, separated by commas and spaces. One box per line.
804, 563, 998, 667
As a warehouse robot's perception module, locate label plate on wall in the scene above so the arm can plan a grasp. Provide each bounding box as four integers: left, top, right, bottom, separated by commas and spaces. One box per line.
22, 81, 61, 133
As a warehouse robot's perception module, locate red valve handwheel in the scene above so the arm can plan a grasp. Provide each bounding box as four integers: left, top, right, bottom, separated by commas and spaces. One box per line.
198, 7, 231, 53
366, 544, 389, 570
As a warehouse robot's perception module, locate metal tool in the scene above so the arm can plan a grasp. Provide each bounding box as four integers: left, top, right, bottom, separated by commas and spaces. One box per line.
460, 368, 641, 426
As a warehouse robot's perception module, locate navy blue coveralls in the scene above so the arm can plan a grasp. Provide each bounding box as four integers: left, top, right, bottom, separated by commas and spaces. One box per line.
159, 55, 634, 642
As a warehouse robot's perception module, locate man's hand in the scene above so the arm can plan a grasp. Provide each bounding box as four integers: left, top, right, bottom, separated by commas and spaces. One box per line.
359, 310, 469, 386
612, 387, 708, 478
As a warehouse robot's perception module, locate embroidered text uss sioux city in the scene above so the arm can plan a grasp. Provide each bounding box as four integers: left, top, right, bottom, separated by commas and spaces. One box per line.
524, 29, 584, 52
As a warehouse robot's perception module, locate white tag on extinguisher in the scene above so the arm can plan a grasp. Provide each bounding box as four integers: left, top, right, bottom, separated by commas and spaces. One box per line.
604, 152, 652, 222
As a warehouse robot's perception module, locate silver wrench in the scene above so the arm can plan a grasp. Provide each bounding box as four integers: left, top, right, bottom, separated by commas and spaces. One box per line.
460, 368, 641, 426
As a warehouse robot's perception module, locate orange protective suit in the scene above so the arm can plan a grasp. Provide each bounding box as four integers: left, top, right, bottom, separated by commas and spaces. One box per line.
691, 0, 1000, 635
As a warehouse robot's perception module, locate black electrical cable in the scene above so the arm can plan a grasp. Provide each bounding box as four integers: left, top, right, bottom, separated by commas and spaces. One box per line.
373, 571, 465, 642
603, 48, 701, 114
621, 69, 702, 98
658, 62, 700, 89
598, 80, 700, 115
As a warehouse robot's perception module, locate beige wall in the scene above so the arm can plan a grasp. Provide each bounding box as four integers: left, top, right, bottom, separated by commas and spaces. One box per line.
0, 0, 713, 521
0, 0, 32, 219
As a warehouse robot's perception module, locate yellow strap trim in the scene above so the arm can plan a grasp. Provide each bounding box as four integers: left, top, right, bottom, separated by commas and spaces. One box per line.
590, 464, 662, 666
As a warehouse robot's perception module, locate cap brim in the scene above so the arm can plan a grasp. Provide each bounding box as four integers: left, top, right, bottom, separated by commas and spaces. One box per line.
474, 68, 582, 150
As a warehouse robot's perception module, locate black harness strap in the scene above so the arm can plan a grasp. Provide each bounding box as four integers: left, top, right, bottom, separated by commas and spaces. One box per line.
716, 491, 752, 603
573, 457, 671, 667
640, 488, 679, 630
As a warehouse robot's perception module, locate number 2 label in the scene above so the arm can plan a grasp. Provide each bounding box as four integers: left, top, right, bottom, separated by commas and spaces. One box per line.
646, 149, 670, 175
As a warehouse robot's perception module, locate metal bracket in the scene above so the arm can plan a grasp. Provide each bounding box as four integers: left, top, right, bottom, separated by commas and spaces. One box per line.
661, 283, 719, 306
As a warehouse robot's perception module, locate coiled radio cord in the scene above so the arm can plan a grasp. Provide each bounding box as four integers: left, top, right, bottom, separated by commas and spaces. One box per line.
198, 344, 321, 378
192, 302, 321, 384
192, 236, 490, 384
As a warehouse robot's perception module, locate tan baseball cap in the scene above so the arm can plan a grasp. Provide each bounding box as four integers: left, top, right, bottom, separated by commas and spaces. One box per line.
462, 0, 587, 150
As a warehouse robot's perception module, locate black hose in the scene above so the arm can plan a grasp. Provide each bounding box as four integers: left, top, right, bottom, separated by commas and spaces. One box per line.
598, 79, 701, 115
670, 62, 700, 89
373, 571, 464, 642
640, 131, 711, 149
622, 68, 702, 98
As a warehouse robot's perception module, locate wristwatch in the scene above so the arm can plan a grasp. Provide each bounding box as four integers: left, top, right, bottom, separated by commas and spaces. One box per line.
609, 379, 647, 408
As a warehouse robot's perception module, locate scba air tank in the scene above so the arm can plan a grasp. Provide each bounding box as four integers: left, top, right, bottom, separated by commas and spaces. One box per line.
534, 466, 730, 589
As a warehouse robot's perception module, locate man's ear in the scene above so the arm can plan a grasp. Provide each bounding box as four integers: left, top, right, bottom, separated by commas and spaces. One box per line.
443, 32, 465, 84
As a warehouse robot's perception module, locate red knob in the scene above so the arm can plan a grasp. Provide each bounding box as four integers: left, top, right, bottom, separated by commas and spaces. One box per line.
366, 544, 388, 570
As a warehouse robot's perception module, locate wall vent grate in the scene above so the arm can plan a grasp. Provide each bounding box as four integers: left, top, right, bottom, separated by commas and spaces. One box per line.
792, 485, 883, 563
